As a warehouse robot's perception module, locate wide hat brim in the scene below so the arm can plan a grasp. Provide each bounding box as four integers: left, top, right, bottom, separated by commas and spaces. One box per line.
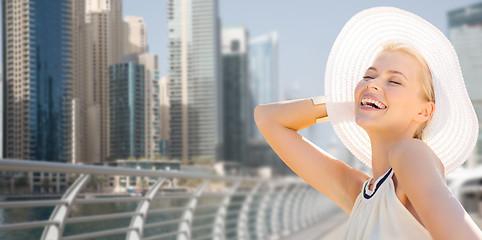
324, 6, 479, 174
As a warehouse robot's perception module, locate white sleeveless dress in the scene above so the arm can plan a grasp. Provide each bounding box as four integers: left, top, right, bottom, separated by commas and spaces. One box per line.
343, 168, 433, 239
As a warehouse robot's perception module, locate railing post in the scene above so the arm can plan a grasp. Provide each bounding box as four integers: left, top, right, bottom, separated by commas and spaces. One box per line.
315, 193, 326, 222
305, 190, 316, 226
237, 181, 262, 240
305, 189, 316, 226
281, 183, 302, 237
298, 186, 310, 229
126, 177, 166, 240
311, 190, 323, 224
269, 182, 289, 239
212, 179, 242, 240
177, 179, 210, 240
255, 181, 275, 239
308, 189, 319, 225
289, 184, 305, 233
316, 194, 327, 222
41, 174, 91, 240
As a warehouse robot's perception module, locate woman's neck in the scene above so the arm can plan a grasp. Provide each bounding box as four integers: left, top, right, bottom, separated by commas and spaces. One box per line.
369, 132, 414, 180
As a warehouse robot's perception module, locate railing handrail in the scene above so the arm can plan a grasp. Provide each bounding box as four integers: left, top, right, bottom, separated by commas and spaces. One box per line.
0, 158, 264, 181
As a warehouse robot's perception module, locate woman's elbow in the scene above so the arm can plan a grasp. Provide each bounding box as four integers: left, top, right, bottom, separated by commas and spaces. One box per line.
254, 104, 269, 125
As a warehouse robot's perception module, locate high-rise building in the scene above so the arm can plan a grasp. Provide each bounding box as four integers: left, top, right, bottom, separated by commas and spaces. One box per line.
2, 0, 76, 162
448, 3, 482, 168
86, 0, 125, 162
109, 61, 145, 159
71, 0, 91, 164
248, 32, 279, 139
122, 53, 165, 159
159, 76, 170, 157
124, 16, 148, 55
221, 27, 249, 165
0, 74, 3, 158
167, 0, 222, 161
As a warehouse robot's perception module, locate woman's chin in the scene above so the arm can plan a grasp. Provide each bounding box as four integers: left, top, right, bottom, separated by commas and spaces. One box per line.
355, 117, 381, 131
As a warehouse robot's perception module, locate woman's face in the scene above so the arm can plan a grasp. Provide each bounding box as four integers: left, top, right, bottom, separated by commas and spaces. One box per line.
354, 51, 431, 138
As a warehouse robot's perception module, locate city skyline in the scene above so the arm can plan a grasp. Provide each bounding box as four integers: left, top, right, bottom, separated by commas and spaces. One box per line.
2, 1, 482, 163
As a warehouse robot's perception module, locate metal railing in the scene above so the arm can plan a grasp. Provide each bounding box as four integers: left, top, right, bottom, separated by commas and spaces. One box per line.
0, 159, 333, 240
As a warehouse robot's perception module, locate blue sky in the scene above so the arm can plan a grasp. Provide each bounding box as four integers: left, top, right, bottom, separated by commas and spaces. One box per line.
123, 0, 482, 100
0, 0, 478, 99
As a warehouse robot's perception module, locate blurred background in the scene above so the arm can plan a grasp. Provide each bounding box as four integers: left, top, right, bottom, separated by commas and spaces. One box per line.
2, 0, 482, 239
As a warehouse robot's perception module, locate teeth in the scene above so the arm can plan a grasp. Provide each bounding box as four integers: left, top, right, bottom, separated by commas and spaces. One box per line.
361, 98, 386, 109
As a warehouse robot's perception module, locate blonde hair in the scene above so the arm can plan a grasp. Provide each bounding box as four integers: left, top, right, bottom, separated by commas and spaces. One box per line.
376, 41, 435, 140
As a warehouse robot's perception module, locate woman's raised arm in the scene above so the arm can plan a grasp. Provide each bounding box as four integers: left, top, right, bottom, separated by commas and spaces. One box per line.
254, 98, 369, 214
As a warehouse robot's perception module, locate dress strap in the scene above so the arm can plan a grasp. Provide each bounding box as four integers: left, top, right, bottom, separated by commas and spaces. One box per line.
363, 168, 393, 199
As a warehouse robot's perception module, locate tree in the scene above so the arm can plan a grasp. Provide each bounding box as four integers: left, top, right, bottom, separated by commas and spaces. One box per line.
139, 178, 149, 193
93, 175, 107, 193
41, 178, 51, 194
66, 174, 79, 189
87, 175, 107, 193
153, 155, 169, 161
177, 178, 202, 187
191, 157, 214, 165
14, 174, 29, 194
181, 157, 190, 165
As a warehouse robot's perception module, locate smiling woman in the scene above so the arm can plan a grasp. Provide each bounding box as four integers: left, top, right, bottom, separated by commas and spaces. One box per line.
254, 6, 482, 240
367, 42, 436, 140
355, 43, 435, 141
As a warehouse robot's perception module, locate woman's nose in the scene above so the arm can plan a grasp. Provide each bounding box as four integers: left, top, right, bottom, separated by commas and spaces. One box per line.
366, 78, 379, 91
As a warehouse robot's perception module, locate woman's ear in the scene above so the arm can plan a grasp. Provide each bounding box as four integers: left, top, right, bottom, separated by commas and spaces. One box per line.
416, 101, 435, 122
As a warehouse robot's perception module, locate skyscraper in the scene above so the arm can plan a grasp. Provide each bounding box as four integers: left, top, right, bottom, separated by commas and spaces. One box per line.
221, 27, 249, 165
109, 61, 145, 159
72, 0, 91, 164
167, 0, 222, 161
86, 0, 125, 162
159, 76, 170, 157
121, 53, 164, 159
448, 3, 482, 167
248, 32, 279, 139
0, 75, 3, 158
2, 0, 74, 162
124, 16, 148, 55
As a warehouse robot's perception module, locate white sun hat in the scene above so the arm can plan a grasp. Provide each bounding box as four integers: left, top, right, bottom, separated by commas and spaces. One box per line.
324, 6, 479, 174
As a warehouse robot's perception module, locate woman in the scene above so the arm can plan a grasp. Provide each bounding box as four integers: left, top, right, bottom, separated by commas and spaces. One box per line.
254, 6, 482, 239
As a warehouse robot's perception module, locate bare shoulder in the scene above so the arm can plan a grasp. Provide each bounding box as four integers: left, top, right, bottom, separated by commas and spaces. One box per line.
388, 139, 445, 228
389, 138, 444, 177
387, 139, 482, 239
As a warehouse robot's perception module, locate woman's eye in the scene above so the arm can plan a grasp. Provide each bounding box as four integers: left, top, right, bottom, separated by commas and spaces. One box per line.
389, 80, 401, 85
362, 76, 373, 80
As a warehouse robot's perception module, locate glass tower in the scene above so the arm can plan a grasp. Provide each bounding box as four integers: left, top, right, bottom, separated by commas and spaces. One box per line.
167, 0, 221, 161
221, 27, 249, 166
248, 32, 279, 139
109, 62, 145, 159
121, 53, 163, 159
2, 0, 72, 162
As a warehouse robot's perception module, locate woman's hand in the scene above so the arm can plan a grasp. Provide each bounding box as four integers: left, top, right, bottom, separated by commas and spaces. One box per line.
254, 98, 369, 214
254, 98, 327, 131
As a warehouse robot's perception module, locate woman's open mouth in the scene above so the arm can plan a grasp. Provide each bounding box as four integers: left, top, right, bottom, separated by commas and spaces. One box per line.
360, 98, 387, 110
